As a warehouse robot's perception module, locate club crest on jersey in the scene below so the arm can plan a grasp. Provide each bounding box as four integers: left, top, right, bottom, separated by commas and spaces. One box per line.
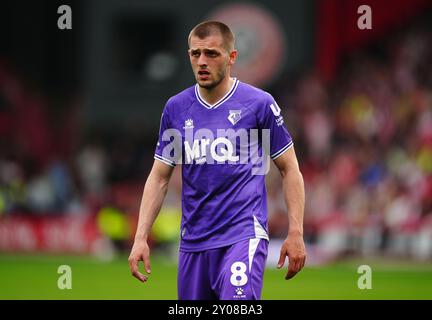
183, 118, 194, 129
228, 110, 241, 125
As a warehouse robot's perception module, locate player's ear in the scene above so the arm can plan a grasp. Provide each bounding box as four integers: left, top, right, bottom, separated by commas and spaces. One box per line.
229, 50, 237, 66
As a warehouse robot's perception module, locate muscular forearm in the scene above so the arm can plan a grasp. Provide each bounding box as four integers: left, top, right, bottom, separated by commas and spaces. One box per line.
281, 168, 305, 236
134, 171, 170, 241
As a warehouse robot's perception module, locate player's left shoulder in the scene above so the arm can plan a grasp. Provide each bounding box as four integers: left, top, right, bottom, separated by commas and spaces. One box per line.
236, 81, 276, 114
236, 81, 273, 107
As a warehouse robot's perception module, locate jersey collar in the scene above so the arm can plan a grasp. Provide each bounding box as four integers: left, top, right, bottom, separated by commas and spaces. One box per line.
195, 78, 239, 110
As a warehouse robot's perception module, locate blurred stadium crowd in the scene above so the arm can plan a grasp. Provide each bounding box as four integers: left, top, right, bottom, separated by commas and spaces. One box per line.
1, 17, 432, 262
269, 27, 432, 262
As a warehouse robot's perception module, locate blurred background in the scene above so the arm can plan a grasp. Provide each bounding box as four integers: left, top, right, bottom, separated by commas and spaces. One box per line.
1, 0, 432, 299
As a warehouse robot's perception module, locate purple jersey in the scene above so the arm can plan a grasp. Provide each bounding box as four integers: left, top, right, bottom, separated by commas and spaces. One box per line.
155, 78, 293, 252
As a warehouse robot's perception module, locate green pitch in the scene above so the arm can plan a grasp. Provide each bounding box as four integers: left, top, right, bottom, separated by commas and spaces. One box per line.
0, 253, 431, 299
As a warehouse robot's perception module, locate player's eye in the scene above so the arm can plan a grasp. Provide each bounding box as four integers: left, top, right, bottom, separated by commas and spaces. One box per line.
191, 51, 200, 57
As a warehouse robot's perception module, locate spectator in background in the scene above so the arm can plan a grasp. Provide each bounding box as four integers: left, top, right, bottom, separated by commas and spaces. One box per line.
75, 143, 108, 199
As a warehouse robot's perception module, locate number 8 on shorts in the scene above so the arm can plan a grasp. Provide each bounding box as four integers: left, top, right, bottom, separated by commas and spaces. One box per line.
230, 262, 248, 286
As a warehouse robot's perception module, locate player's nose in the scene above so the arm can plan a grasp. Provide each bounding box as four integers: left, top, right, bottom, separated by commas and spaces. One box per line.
197, 55, 207, 66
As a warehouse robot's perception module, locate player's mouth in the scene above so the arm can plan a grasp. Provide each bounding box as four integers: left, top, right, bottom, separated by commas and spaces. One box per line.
198, 70, 210, 80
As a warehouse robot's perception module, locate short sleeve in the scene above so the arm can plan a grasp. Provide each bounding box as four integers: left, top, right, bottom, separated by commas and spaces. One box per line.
258, 93, 293, 160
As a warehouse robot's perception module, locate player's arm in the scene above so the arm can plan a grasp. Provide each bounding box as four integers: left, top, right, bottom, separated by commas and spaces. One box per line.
128, 159, 174, 282
273, 146, 306, 280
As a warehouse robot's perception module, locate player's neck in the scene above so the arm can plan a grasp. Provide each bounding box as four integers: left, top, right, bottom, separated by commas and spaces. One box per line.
198, 76, 235, 105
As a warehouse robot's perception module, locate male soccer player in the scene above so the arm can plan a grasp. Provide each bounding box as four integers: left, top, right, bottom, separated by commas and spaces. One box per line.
128, 21, 306, 300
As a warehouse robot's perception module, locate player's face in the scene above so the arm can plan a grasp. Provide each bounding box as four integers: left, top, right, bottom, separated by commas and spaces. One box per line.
189, 34, 236, 89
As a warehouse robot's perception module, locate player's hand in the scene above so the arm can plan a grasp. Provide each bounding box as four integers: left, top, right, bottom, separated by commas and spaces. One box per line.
128, 240, 151, 283
277, 232, 306, 280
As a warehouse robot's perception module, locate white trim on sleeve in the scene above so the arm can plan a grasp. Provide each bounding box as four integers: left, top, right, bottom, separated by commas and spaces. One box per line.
270, 141, 293, 160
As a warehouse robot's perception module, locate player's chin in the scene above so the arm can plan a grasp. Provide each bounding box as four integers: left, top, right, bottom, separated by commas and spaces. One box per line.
197, 78, 214, 89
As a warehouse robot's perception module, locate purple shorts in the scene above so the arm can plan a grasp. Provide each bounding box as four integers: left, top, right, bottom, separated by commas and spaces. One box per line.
178, 238, 268, 300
